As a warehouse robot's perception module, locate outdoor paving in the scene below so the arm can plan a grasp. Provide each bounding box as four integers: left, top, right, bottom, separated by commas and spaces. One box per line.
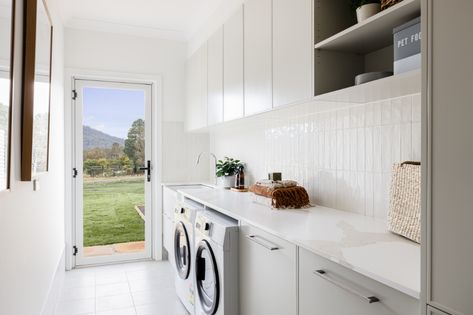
84, 241, 145, 257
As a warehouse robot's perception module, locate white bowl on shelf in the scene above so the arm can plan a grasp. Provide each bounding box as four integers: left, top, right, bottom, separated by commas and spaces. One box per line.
356, 3, 381, 22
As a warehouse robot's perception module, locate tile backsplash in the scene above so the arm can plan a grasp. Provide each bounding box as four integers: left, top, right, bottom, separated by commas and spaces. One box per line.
210, 93, 421, 219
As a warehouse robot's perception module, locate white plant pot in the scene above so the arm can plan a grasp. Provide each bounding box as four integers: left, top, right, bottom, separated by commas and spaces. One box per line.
356, 3, 381, 22
217, 175, 235, 189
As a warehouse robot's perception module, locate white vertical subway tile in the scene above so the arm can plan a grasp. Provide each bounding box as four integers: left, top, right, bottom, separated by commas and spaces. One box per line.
373, 102, 382, 126
365, 127, 374, 172
400, 96, 413, 123
400, 123, 413, 162
343, 130, 350, 171
373, 126, 383, 172
335, 171, 344, 210
336, 108, 346, 130
373, 173, 385, 219
381, 100, 392, 125
357, 128, 365, 171
365, 103, 374, 127
381, 125, 393, 171
412, 122, 422, 161
349, 129, 357, 171
336, 130, 344, 171
412, 93, 421, 122
354, 172, 365, 215
391, 98, 402, 124
324, 131, 331, 170
329, 131, 337, 170
365, 172, 374, 217
392, 124, 402, 163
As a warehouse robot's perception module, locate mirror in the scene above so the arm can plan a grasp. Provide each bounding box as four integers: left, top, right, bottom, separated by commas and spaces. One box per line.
0, 0, 14, 190
21, 0, 53, 181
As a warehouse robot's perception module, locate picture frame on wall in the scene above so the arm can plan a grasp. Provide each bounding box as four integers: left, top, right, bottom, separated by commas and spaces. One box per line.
21, 0, 53, 181
0, 0, 15, 191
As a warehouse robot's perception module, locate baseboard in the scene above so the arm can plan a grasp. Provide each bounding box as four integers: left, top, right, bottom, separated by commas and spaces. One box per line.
42, 247, 66, 315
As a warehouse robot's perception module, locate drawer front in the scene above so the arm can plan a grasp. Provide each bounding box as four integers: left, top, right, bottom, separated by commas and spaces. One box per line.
299, 248, 419, 315
240, 222, 297, 315
163, 186, 178, 217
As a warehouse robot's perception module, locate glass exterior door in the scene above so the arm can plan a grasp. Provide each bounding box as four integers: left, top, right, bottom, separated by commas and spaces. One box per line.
73, 79, 153, 266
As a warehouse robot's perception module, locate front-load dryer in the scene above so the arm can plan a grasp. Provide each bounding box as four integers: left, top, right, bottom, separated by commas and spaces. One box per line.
194, 209, 239, 315
174, 199, 204, 314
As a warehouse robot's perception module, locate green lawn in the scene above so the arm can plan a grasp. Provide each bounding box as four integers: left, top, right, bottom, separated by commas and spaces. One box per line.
83, 177, 145, 246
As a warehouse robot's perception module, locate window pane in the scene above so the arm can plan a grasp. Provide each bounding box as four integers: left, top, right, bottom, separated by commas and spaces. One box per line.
0, 78, 10, 191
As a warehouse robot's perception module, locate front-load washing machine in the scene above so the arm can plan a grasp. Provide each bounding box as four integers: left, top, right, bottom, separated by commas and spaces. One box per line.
174, 198, 204, 314
194, 209, 239, 315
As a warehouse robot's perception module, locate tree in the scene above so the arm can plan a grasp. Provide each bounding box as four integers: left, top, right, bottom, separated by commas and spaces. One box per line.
124, 119, 145, 173
110, 142, 123, 159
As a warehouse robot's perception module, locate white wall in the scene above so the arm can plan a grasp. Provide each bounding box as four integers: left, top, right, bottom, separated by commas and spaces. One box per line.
64, 28, 210, 182
0, 0, 66, 313
210, 94, 421, 219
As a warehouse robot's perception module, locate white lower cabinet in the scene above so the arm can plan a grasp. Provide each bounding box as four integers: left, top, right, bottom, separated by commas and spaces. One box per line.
239, 222, 297, 315
162, 186, 178, 261
298, 248, 419, 315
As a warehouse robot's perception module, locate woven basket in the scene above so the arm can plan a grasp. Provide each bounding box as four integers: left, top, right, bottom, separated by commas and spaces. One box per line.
387, 161, 421, 243
381, 0, 403, 10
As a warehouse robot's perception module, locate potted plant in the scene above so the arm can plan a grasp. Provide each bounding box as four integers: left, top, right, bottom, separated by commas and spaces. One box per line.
216, 157, 243, 189
350, 0, 381, 22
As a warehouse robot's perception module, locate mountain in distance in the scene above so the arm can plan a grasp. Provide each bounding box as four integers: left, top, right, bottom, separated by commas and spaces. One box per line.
83, 126, 125, 150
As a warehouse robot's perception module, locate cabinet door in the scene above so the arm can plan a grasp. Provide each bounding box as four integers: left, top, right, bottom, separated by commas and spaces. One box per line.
299, 248, 419, 315
244, 0, 273, 116
162, 186, 177, 264
239, 222, 297, 315
223, 6, 244, 121
207, 27, 224, 125
426, 1, 473, 314
273, 0, 313, 107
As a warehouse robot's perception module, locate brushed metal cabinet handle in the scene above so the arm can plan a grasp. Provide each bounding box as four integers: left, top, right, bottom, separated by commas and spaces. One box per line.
246, 235, 280, 251
313, 270, 380, 304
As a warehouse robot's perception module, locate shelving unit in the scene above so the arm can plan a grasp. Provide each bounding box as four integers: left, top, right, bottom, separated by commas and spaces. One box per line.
314, 0, 421, 98
314, 0, 421, 54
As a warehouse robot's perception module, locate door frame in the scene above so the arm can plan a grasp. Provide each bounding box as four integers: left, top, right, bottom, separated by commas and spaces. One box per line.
64, 69, 163, 270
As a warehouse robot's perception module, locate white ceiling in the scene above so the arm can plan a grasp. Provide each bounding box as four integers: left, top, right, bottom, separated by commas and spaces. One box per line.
60, 0, 224, 41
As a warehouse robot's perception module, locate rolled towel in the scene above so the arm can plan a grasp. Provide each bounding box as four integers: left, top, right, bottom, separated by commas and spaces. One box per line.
255, 179, 298, 189
249, 184, 310, 209
271, 186, 310, 209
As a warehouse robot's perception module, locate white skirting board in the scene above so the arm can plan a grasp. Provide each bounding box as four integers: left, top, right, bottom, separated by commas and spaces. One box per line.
41, 248, 66, 315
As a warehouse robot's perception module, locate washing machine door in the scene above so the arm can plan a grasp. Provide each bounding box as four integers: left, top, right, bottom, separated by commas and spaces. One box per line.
195, 240, 219, 315
174, 221, 191, 279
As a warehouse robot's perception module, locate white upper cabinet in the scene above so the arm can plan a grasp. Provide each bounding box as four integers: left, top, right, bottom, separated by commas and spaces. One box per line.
207, 27, 224, 126
272, 0, 313, 107
244, 0, 273, 116
223, 6, 244, 121
185, 44, 208, 131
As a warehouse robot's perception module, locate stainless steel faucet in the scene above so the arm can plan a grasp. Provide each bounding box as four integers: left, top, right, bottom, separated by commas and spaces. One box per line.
196, 152, 218, 185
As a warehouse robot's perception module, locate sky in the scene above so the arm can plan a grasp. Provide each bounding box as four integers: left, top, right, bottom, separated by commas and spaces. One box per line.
83, 87, 145, 139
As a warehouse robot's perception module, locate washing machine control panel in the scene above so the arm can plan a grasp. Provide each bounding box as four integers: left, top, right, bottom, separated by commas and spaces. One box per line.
195, 217, 212, 236
175, 206, 192, 220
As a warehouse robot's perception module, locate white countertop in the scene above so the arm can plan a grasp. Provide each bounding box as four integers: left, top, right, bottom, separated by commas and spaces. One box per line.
172, 185, 420, 299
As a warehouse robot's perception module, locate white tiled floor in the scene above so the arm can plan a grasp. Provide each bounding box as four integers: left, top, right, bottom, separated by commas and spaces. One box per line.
56, 260, 189, 315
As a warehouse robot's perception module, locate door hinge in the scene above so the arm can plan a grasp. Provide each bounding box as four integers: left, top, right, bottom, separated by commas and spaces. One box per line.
72, 168, 78, 178
72, 90, 78, 100
73, 246, 78, 256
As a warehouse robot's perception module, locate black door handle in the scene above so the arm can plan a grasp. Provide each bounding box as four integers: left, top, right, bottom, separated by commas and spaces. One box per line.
139, 160, 151, 182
